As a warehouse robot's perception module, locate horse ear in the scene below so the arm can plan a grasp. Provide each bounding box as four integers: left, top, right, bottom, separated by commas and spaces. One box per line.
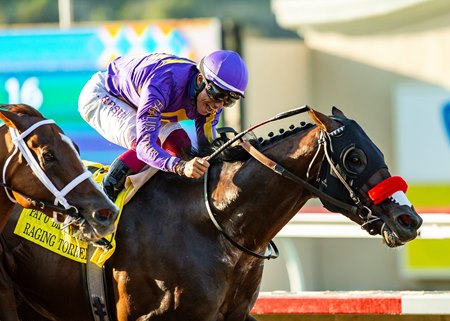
0, 108, 22, 130
332, 106, 346, 118
308, 109, 335, 131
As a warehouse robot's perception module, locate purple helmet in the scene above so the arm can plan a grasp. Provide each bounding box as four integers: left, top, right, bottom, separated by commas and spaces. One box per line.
198, 50, 248, 97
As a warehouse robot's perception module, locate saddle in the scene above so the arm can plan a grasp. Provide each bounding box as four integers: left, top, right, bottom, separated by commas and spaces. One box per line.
85, 160, 159, 205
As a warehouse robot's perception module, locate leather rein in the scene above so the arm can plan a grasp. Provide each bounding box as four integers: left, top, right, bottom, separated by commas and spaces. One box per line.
204, 106, 373, 260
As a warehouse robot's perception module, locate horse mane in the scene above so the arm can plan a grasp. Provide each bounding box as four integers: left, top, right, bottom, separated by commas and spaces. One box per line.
190, 121, 315, 163
193, 132, 259, 162
258, 121, 315, 148
0, 104, 43, 118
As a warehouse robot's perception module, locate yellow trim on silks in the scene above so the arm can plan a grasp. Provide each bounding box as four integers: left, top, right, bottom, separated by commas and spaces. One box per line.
161, 109, 189, 122
203, 112, 216, 142
13, 161, 130, 267
161, 58, 195, 65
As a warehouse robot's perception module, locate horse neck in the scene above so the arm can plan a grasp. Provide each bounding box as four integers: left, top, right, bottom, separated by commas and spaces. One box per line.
0, 192, 14, 231
210, 126, 322, 247
0, 125, 7, 164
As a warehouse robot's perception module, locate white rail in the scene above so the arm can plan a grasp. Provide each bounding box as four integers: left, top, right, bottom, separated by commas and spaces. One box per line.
278, 212, 450, 239
272, 211, 450, 292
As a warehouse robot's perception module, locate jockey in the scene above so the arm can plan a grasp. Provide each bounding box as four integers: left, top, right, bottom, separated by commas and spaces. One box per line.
78, 50, 249, 201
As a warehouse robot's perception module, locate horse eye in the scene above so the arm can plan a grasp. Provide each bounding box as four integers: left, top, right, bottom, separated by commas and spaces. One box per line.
343, 148, 367, 176
350, 156, 361, 164
43, 152, 55, 162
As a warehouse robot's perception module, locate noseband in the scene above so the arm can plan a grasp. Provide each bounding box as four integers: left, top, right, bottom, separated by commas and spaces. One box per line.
1, 119, 92, 220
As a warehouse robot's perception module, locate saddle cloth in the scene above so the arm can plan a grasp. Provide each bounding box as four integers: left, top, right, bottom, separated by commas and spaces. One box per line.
13, 161, 158, 267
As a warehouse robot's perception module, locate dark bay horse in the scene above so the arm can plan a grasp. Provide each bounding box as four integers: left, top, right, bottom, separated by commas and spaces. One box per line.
0, 104, 119, 321
2, 107, 422, 321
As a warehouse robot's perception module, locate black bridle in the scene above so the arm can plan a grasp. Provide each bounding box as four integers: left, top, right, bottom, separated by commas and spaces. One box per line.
204, 106, 384, 260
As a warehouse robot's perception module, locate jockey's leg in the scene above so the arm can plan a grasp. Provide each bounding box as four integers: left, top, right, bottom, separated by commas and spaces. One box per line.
161, 127, 192, 157
102, 148, 145, 201
101, 125, 191, 201
79, 71, 142, 201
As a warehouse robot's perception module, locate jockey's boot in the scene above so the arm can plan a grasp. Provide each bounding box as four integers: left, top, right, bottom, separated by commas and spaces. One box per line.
102, 158, 134, 202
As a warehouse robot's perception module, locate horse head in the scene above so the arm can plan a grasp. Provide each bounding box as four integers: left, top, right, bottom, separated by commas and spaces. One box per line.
0, 104, 119, 240
309, 107, 422, 247
209, 106, 422, 254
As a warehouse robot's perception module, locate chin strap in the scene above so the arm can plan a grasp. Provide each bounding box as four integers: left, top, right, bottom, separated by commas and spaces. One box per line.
191, 74, 206, 107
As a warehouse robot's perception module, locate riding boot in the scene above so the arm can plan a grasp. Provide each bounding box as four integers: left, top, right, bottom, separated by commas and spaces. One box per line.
102, 158, 134, 202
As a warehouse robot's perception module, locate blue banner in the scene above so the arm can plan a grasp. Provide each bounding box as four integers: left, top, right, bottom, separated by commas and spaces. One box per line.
0, 19, 221, 164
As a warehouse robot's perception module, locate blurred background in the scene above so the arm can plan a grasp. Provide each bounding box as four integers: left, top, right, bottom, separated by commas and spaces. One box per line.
1, 0, 450, 293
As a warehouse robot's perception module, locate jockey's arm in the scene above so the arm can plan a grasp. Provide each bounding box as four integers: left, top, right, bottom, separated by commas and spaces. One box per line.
135, 87, 180, 174
135, 87, 210, 179
174, 111, 223, 179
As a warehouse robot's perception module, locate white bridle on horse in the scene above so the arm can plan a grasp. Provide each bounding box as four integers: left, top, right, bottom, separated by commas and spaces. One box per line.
2, 119, 92, 221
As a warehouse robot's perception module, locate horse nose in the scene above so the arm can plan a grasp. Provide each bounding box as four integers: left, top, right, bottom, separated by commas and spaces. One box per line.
94, 207, 118, 224
396, 212, 422, 230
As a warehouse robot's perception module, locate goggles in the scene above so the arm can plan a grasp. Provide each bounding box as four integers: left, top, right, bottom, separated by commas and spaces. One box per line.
205, 81, 240, 107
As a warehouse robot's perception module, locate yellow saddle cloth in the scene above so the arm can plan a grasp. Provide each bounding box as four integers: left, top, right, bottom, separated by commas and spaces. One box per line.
13, 161, 157, 267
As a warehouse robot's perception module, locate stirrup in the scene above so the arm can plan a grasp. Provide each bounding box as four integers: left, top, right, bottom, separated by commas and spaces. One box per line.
102, 159, 134, 202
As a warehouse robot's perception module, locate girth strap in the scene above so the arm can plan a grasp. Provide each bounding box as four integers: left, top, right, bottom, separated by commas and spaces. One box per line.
83, 245, 113, 321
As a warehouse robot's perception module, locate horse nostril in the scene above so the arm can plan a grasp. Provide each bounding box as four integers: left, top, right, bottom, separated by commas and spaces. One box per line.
95, 208, 113, 222
397, 214, 421, 229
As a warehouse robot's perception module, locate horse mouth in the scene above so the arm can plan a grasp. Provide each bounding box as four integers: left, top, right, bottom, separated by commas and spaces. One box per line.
72, 213, 116, 241
381, 223, 405, 248
76, 222, 103, 242
66, 218, 111, 242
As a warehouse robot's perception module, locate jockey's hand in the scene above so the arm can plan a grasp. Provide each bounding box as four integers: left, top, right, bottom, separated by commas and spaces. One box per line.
177, 157, 210, 179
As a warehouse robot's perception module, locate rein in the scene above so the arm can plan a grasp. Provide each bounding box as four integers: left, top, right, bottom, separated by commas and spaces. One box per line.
1, 119, 92, 219
204, 106, 373, 260
203, 174, 279, 260
206, 105, 312, 161
239, 136, 371, 220
203, 105, 312, 260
